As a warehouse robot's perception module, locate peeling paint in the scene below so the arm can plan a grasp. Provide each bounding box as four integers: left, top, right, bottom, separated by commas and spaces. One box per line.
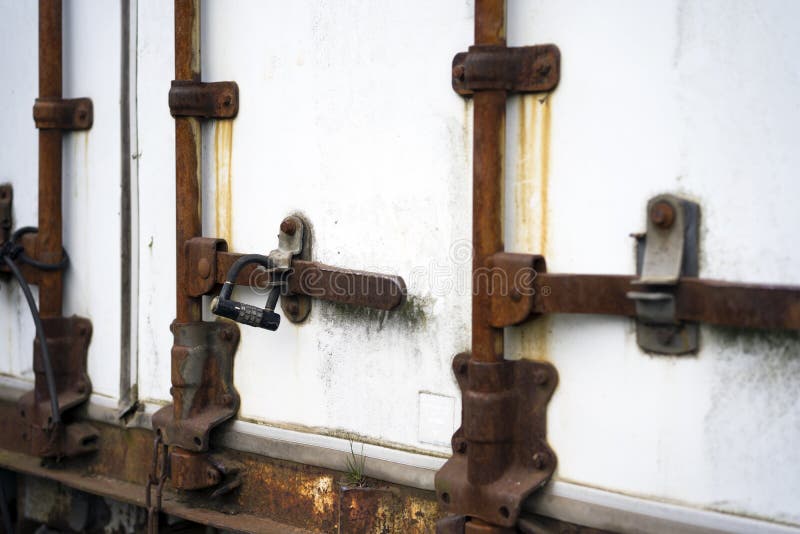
300, 475, 336, 516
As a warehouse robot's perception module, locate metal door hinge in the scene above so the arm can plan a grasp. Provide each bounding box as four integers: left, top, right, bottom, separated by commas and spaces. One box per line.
169, 81, 239, 119
151, 320, 240, 492
452, 45, 561, 95
152, 320, 240, 452
18, 316, 98, 458
33, 97, 93, 130
436, 353, 558, 529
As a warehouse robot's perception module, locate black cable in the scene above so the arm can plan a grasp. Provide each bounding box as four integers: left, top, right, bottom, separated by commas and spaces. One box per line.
1, 226, 69, 429
3, 256, 60, 427
0, 476, 13, 534
11, 227, 69, 271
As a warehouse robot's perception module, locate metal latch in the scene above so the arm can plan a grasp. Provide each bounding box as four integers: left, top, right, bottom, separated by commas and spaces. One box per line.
189, 215, 406, 330
627, 194, 700, 354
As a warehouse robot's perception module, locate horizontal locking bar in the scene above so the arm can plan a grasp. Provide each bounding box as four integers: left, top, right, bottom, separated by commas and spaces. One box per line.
33, 97, 93, 130
452, 44, 561, 95
216, 252, 406, 312
169, 81, 239, 119
490, 261, 800, 331
184, 237, 406, 311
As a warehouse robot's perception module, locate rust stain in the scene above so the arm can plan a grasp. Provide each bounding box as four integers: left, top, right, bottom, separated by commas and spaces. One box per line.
514, 94, 552, 361
214, 119, 234, 244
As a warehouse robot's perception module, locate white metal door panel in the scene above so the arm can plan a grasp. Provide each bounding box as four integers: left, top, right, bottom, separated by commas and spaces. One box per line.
505, 0, 800, 525
0, 0, 125, 401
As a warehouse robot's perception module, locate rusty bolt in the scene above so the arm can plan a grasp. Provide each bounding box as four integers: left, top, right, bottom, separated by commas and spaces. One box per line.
536, 62, 551, 76
197, 258, 211, 280
534, 369, 549, 386
532, 451, 549, 470
285, 299, 299, 315
207, 468, 220, 483
650, 200, 675, 229
454, 438, 467, 454
452, 64, 466, 82
510, 288, 522, 303
280, 218, 297, 236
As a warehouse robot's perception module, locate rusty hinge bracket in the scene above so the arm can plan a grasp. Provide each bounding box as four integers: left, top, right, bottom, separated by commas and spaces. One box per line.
151, 320, 240, 491
18, 316, 98, 458
169, 81, 239, 119
435, 353, 558, 528
452, 44, 561, 96
0, 184, 12, 244
33, 97, 93, 130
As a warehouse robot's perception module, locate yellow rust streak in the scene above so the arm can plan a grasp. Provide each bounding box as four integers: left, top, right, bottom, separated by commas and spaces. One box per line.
514, 94, 552, 361
215, 119, 234, 244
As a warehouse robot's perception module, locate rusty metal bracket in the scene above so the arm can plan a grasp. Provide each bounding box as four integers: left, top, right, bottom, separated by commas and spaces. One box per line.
435, 353, 558, 528
152, 320, 240, 454
0, 184, 12, 244
628, 194, 700, 354
280, 215, 312, 323
452, 45, 561, 96
33, 97, 93, 130
169, 81, 239, 119
488, 253, 546, 328
18, 316, 98, 458
185, 237, 227, 298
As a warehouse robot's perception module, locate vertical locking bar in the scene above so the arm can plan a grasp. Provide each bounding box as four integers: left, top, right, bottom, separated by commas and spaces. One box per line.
174, 0, 202, 324
37, 0, 64, 317
472, 0, 506, 364
470, 0, 507, 494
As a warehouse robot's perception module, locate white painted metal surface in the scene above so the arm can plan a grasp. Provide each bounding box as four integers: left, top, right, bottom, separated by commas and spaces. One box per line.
0, 0, 798, 530
0, 0, 125, 400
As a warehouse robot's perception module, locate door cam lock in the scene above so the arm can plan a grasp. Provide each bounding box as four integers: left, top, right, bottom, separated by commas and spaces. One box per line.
626, 194, 700, 354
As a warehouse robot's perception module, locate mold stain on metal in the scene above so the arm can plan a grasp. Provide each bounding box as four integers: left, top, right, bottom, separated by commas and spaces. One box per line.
320, 294, 430, 332
214, 119, 234, 245
514, 93, 552, 361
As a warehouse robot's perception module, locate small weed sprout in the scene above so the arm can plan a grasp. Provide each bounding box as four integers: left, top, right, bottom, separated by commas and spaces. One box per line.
343, 439, 367, 487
